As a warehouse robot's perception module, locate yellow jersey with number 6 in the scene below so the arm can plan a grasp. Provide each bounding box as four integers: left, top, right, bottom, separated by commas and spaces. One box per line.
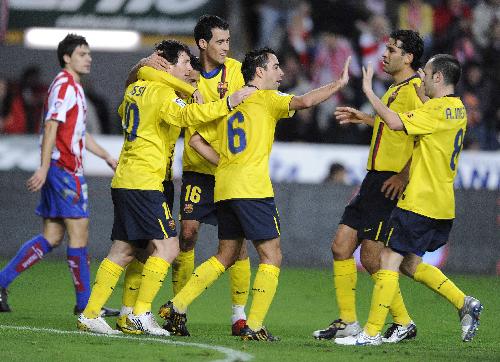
397, 96, 467, 219
214, 90, 295, 202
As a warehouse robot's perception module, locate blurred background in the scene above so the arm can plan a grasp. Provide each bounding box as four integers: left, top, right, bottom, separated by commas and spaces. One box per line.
0, 0, 498, 273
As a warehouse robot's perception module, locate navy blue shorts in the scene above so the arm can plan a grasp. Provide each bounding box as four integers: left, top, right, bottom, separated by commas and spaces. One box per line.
179, 171, 217, 225
386, 208, 453, 257
340, 171, 398, 242
162, 179, 175, 212
36, 162, 88, 219
111, 188, 177, 248
216, 198, 280, 241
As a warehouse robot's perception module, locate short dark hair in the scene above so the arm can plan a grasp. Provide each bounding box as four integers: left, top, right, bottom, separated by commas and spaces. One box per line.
428, 54, 462, 86
390, 30, 424, 70
190, 55, 203, 73
241, 47, 276, 83
57, 34, 88, 68
155, 40, 191, 65
194, 15, 229, 48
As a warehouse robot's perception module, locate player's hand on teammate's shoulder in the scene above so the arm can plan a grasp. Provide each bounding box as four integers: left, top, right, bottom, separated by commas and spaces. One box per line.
413, 68, 429, 104
26, 167, 49, 193
141, 51, 170, 72
228, 86, 257, 108
381, 173, 408, 200
337, 56, 351, 88
192, 89, 204, 104
361, 62, 374, 94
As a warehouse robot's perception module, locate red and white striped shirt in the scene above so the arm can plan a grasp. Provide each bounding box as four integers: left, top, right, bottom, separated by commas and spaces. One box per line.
43, 70, 87, 175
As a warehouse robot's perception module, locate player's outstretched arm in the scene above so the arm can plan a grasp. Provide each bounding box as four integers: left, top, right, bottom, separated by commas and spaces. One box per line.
85, 133, 118, 171
362, 63, 404, 131
189, 132, 220, 166
26, 120, 58, 192
334, 106, 375, 127
290, 56, 351, 111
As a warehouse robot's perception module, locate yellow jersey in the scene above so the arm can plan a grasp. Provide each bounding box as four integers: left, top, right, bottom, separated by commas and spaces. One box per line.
398, 96, 467, 219
214, 90, 295, 202
367, 75, 423, 172
184, 57, 245, 175
111, 77, 231, 191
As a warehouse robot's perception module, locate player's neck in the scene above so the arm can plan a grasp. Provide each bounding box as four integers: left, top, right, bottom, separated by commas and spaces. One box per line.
432, 85, 455, 99
200, 53, 223, 74
392, 67, 415, 85
64, 67, 81, 83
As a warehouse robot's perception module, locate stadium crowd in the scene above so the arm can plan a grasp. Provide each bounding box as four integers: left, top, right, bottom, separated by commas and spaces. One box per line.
0, 0, 498, 151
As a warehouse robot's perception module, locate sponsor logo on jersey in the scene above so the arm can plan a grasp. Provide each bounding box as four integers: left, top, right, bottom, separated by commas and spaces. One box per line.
174, 98, 187, 108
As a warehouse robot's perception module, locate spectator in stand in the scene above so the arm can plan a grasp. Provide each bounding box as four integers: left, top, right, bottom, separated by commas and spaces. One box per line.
0, 76, 7, 131
256, 0, 297, 50
358, 14, 392, 96
311, 32, 360, 135
287, 1, 314, 67
323, 162, 347, 184
472, 0, 500, 50
433, 0, 472, 54
398, 0, 434, 56
2, 66, 47, 134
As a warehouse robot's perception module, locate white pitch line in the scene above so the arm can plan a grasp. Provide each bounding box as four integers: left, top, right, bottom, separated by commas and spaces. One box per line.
0, 324, 253, 362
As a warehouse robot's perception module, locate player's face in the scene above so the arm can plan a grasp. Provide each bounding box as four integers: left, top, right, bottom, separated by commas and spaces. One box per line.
261, 53, 284, 90
65, 45, 92, 76
205, 28, 230, 66
422, 61, 436, 97
382, 38, 406, 75
187, 69, 201, 87
169, 51, 193, 82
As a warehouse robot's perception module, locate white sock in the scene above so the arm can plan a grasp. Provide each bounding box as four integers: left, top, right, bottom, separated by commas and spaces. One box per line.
120, 306, 133, 317
231, 304, 246, 324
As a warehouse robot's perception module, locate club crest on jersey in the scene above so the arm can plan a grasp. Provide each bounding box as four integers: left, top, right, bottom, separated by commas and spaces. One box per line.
218, 81, 228, 98
184, 203, 193, 214
174, 98, 187, 108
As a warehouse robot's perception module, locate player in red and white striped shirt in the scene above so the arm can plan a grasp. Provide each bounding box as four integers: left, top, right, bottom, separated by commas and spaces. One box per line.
0, 34, 118, 317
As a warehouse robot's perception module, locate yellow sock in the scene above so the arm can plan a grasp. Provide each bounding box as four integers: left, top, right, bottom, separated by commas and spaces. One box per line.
246, 264, 280, 331
365, 270, 399, 336
172, 256, 225, 313
122, 259, 144, 308
229, 257, 251, 306
133, 256, 169, 316
414, 263, 465, 309
172, 249, 195, 296
333, 258, 357, 323
83, 258, 123, 319
371, 272, 411, 326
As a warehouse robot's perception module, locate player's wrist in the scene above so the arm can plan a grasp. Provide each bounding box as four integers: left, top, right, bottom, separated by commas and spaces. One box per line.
226, 96, 234, 111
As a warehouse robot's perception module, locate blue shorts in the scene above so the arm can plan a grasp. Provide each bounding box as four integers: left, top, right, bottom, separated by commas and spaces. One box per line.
216, 198, 280, 241
35, 163, 88, 219
162, 180, 175, 212
340, 171, 398, 242
386, 208, 453, 257
111, 188, 177, 248
179, 171, 217, 225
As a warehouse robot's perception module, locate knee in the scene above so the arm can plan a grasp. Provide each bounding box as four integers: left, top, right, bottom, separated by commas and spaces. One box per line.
399, 259, 417, 278
361, 256, 379, 275
180, 227, 198, 251
332, 242, 352, 261
217, 250, 239, 269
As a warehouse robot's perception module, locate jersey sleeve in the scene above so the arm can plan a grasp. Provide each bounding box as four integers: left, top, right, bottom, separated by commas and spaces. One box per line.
160, 95, 228, 128
399, 102, 438, 135
45, 82, 76, 123
267, 91, 295, 120
194, 121, 218, 144
138, 66, 196, 97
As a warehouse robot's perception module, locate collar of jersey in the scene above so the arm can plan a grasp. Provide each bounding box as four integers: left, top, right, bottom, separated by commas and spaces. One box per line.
392, 74, 420, 88
202, 65, 224, 79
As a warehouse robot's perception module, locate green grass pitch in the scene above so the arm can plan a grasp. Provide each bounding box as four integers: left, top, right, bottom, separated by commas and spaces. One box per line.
0, 260, 499, 361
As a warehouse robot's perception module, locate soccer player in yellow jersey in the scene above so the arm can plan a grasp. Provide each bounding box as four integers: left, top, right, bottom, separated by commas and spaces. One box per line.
131, 15, 252, 335
76, 40, 254, 335
158, 48, 352, 341
335, 54, 483, 346
314, 30, 425, 343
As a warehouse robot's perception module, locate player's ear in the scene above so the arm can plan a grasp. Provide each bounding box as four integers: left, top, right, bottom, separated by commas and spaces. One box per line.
63, 54, 71, 66
198, 39, 208, 51
405, 53, 414, 66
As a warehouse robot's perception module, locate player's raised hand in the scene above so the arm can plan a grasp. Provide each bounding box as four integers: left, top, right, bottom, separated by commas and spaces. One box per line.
228, 86, 257, 108
335, 106, 367, 125
141, 51, 170, 72
362, 62, 374, 94
413, 68, 429, 103
338, 56, 351, 88
26, 168, 49, 193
